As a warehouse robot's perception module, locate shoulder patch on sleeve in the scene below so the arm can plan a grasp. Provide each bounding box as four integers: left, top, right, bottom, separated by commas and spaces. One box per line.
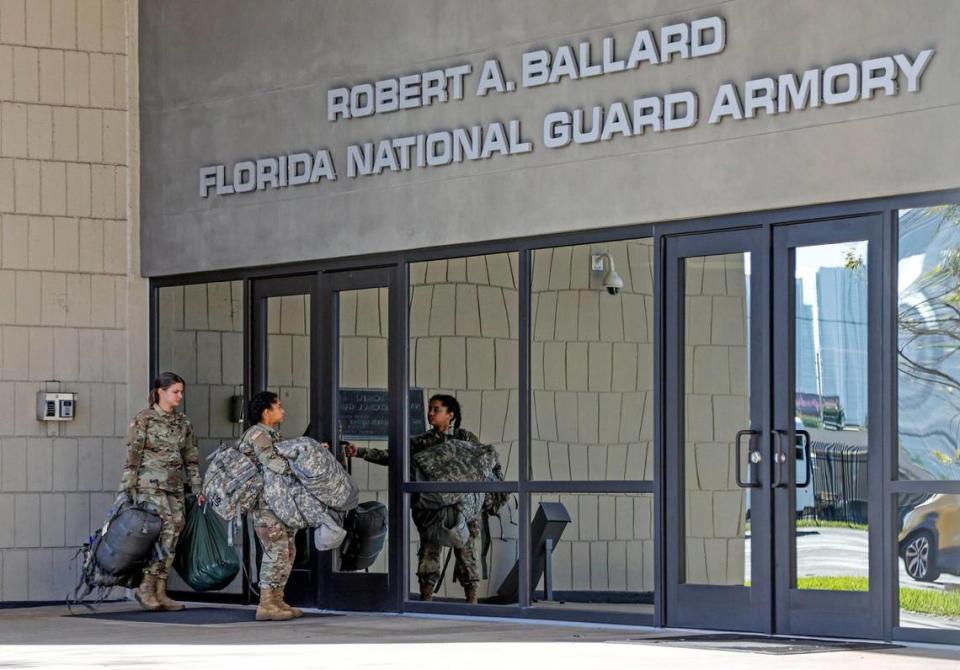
248, 428, 272, 448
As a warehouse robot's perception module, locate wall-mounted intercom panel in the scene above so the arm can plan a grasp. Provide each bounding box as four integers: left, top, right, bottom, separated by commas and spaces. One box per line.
37, 392, 76, 421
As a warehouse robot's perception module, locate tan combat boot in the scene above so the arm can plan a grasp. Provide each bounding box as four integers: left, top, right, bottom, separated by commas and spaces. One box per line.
134, 574, 162, 611
155, 577, 186, 611
276, 589, 303, 618
419, 582, 434, 601
464, 584, 478, 604
255, 587, 296, 621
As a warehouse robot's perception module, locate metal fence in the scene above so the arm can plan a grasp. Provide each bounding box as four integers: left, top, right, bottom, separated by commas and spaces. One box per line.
811, 442, 869, 524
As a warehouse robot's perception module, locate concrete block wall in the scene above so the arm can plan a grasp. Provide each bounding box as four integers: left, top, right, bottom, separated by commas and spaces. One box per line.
0, 0, 145, 602
682, 253, 749, 586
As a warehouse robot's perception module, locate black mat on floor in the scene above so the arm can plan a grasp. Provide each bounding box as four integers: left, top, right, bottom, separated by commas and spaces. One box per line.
612, 634, 901, 655
67, 607, 339, 625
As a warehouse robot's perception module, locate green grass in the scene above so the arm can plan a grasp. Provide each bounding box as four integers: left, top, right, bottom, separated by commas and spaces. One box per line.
795, 576, 960, 618
744, 519, 868, 533
796, 576, 869, 592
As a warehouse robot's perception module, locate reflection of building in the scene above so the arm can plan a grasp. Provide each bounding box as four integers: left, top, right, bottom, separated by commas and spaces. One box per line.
795, 279, 818, 396
817, 268, 869, 427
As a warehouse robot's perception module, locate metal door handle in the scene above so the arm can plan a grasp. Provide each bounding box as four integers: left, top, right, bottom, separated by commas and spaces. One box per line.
796, 429, 812, 487
771, 429, 788, 488
735, 429, 761, 489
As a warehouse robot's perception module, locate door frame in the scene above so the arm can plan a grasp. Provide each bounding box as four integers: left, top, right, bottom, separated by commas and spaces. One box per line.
663, 215, 888, 638
770, 215, 885, 639
663, 227, 773, 632
315, 266, 403, 612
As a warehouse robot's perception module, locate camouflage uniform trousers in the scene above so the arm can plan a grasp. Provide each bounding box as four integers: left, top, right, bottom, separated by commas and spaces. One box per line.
137, 489, 186, 579
253, 504, 297, 589
417, 516, 481, 589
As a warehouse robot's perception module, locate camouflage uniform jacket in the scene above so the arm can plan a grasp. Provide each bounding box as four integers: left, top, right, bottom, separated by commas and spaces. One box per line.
238, 423, 290, 477
120, 405, 201, 494
357, 427, 482, 467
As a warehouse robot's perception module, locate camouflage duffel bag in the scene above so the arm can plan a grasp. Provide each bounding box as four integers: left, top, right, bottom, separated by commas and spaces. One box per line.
202, 441, 263, 523
262, 469, 333, 530
411, 491, 483, 549
275, 437, 359, 512
412, 438, 499, 483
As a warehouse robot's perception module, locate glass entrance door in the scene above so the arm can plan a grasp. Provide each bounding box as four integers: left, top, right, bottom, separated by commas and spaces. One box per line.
771, 218, 883, 639
316, 267, 399, 611
665, 229, 771, 632
250, 275, 317, 607
665, 217, 884, 638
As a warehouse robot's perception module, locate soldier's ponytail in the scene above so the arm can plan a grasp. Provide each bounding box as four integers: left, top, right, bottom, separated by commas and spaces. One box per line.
430, 394, 462, 430
149, 371, 186, 407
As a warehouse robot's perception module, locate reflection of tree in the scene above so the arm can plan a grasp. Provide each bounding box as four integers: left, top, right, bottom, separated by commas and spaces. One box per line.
898, 205, 960, 465
844, 249, 864, 271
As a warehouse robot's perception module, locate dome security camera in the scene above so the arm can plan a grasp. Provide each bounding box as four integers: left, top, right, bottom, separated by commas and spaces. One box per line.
592, 253, 623, 295
603, 270, 624, 295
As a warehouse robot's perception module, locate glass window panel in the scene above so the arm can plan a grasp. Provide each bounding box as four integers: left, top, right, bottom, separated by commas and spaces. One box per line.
408, 253, 519, 481
899, 206, 960, 481
406, 491, 519, 604
529, 493, 654, 615
793, 242, 870, 590
682, 253, 751, 586
157, 281, 245, 594
530, 239, 654, 481
897, 493, 960, 630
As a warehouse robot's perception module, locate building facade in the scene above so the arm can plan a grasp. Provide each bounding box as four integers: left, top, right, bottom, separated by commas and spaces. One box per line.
3, 0, 960, 645
0, 0, 146, 604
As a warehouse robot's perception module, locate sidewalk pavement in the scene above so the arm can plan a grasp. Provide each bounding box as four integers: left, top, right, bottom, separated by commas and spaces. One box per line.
0, 602, 958, 669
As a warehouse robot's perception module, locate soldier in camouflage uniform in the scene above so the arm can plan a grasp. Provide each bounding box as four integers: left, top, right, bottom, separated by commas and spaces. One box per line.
120, 372, 203, 612
241, 391, 301, 622
346, 394, 503, 604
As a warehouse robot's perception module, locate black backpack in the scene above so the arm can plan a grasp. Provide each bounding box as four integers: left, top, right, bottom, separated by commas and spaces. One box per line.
339, 501, 388, 572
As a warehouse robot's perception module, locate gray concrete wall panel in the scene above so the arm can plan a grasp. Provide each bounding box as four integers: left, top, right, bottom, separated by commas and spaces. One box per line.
140, 0, 960, 276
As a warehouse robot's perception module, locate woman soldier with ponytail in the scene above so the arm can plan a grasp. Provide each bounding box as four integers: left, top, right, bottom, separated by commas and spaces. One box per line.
119, 372, 204, 611
344, 394, 496, 603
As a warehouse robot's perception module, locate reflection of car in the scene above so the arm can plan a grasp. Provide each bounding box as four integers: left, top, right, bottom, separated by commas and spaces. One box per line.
899, 494, 960, 582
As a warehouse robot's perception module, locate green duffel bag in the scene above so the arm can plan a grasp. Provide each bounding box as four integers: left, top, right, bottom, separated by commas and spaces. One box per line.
173, 498, 240, 592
